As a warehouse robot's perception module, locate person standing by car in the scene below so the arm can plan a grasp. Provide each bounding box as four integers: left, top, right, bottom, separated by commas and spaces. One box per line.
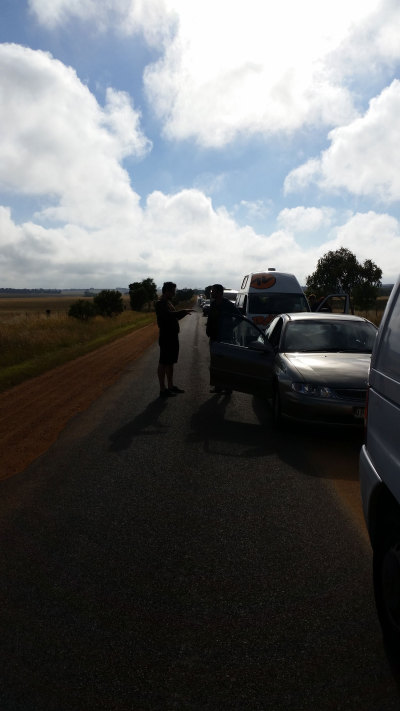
206, 283, 240, 393
206, 284, 239, 341
155, 282, 193, 398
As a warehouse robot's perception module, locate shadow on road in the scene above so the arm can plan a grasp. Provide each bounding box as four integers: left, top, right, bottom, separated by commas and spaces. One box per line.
250, 394, 365, 482
187, 392, 275, 458
109, 397, 168, 452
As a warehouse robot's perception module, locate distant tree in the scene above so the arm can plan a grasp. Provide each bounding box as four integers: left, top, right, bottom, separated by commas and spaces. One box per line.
175, 288, 194, 303
306, 248, 382, 308
68, 299, 97, 321
129, 278, 157, 311
129, 286, 148, 311
93, 290, 124, 317
352, 259, 383, 311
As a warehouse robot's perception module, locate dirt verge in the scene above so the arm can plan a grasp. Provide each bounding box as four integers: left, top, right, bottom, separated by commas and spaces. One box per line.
0, 323, 158, 479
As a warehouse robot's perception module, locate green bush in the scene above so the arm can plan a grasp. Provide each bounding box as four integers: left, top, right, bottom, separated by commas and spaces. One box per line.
68, 299, 97, 320
93, 290, 124, 317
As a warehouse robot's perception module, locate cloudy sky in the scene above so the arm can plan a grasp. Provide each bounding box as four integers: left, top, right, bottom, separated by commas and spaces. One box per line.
1, 0, 400, 289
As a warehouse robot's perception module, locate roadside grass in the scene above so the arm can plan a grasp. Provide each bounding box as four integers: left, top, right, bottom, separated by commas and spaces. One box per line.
355, 296, 388, 326
326, 295, 388, 326
0, 300, 156, 393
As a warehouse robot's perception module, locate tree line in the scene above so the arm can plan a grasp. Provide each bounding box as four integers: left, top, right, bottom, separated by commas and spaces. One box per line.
68, 248, 384, 320
68, 279, 196, 320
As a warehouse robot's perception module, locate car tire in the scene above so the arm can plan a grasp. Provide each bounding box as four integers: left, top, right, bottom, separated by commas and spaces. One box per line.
272, 384, 282, 426
373, 525, 400, 653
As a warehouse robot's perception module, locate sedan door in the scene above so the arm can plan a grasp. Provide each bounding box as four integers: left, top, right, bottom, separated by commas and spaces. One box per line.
209, 315, 274, 396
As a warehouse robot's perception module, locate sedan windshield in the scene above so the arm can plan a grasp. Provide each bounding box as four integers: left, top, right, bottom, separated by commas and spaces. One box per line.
282, 320, 377, 353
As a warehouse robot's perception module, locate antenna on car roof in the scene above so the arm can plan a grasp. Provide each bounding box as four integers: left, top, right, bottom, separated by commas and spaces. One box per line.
268, 267, 276, 271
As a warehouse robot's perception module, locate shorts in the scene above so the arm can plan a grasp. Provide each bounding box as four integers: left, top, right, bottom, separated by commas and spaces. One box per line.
159, 336, 179, 365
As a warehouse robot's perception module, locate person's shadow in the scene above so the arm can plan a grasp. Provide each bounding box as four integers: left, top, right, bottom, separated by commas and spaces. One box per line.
188, 392, 274, 458
109, 398, 168, 452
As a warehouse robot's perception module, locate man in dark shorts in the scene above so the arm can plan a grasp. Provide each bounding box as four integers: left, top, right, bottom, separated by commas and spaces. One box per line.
155, 282, 193, 398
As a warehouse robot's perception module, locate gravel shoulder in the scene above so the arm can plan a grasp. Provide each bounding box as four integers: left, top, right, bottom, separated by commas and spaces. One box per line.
0, 323, 158, 479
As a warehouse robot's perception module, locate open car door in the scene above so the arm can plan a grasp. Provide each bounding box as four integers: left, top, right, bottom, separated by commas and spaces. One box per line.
209, 314, 274, 397
315, 293, 350, 313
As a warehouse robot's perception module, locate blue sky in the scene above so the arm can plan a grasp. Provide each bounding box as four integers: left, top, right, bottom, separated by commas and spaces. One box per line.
1, 0, 400, 289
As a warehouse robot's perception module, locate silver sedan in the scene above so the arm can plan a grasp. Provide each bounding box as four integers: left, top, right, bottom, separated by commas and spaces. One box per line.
209, 312, 377, 425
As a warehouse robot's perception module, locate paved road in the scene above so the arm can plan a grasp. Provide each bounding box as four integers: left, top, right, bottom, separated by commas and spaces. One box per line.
0, 310, 399, 710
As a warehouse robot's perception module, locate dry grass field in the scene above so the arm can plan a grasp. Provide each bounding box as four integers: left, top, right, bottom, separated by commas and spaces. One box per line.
0, 295, 156, 392
354, 296, 389, 326
0, 294, 131, 319
321, 295, 388, 326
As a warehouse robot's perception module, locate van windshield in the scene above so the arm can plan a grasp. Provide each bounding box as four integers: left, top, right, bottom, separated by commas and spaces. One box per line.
248, 293, 309, 315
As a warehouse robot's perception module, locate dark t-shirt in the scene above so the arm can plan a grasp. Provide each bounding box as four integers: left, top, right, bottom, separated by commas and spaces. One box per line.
155, 298, 187, 340
206, 298, 239, 341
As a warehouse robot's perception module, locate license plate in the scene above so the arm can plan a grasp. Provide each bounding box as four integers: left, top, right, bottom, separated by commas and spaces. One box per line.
354, 407, 365, 419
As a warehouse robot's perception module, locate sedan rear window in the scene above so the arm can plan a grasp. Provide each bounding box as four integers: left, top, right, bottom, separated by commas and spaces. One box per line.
283, 320, 377, 353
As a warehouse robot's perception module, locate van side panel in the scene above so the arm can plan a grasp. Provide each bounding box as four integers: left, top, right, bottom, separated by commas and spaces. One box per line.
366, 279, 400, 501
366, 383, 400, 504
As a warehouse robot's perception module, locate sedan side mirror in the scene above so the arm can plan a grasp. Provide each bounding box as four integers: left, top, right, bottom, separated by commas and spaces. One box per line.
248, 340, 274, 354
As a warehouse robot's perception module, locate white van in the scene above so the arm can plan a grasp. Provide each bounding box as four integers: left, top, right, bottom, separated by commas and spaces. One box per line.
235, 269, 309, 327
359, 276, 400, 650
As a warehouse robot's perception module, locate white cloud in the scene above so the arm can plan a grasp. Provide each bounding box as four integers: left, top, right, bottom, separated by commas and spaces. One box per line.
331, 211, 400, 279
329, 0, 400, 77
277, 207, 334, 233
285, 80, 400, 203
0, 44, 151, 228
29, 0, 399, 147
28, 0, 176, 45
2, 186, 398, 289
143, 0, 362, 146
237, 200, 273, 220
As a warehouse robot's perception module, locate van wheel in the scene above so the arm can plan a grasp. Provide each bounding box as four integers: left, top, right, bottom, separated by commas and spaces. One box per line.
374, 529, 400, 652
272, 384, 282, 426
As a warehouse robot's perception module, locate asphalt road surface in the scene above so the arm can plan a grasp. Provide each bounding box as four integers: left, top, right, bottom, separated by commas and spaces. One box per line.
1, 310, 399, 710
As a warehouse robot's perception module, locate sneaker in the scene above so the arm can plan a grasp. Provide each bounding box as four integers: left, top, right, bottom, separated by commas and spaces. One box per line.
170, 386, 185, 393
159, 389, 176, 398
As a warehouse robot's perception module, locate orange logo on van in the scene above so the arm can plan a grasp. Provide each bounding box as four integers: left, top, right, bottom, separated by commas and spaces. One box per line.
250, 273, 276, 289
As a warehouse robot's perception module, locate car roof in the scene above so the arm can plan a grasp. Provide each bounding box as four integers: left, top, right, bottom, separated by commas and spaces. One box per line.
281, 312, 375, 324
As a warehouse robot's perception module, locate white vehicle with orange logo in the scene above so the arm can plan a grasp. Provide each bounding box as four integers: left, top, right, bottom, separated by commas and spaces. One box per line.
235, 269, 310, 327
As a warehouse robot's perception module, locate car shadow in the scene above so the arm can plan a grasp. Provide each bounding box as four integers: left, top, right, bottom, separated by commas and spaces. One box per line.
108, 398, 168, 452
251, 395, 364, 481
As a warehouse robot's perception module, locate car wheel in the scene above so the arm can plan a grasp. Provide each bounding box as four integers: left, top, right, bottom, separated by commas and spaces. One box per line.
374, 527, 400, 652
272, 384, 282, 426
